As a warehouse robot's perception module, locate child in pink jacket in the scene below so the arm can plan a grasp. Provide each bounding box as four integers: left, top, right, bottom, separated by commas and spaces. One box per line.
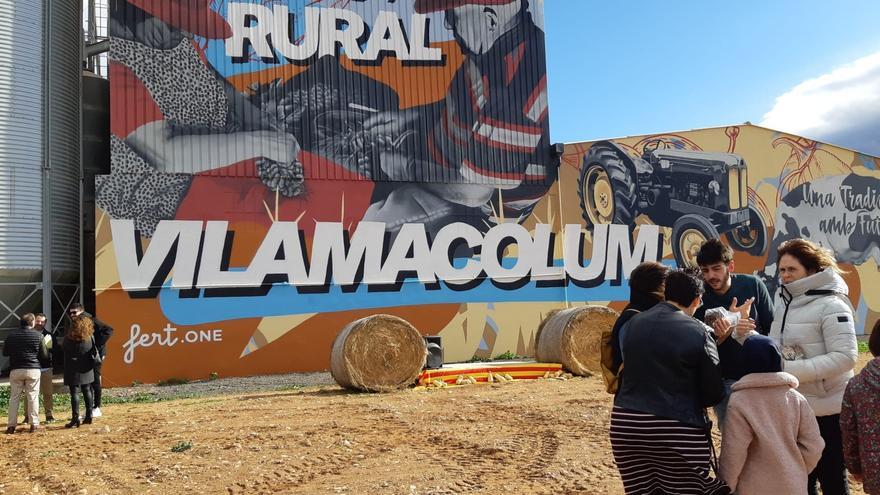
720, 335, 825, 494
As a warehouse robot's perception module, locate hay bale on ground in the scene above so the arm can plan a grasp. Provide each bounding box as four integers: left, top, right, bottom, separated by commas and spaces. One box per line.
330, 315, 427, 392
535, 305, 619, 376
534, 309, 561, 349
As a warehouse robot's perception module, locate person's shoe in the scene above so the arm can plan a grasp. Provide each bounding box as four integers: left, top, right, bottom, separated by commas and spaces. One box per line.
29, 425, 42, 433
82, 416, 93, 425
64, 418, 81, 429
4, 426, 15, 434
91, 407, 102, 418
45, 416, 55, 424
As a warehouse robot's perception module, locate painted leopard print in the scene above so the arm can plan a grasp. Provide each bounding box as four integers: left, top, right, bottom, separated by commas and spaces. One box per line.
110, 37, 228, 132
97, 136, 192, 237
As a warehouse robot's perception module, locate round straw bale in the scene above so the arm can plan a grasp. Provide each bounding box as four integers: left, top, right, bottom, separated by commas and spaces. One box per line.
535, 305, 619, 376
330, 314, 427, 392
534, 309, 562, 349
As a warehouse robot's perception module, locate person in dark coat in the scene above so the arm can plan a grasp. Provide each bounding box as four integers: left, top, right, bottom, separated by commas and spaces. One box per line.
3, 314, 43, 433
607, 261, 669, 386
67, 303, 113, 418
63, 315, 96, 428
23, 313, 56, 423
611, 268, 729, 494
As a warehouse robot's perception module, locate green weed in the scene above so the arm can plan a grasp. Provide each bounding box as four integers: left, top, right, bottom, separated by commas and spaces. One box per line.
492, 350, 526, 361
171, 441, 193, 453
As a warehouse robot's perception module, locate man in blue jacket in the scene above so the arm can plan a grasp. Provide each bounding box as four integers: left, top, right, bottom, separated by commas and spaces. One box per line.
3, 314, 43, 433
695, 239, 775, 427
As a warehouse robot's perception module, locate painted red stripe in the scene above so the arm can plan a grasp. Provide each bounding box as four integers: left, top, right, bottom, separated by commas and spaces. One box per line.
523, 75, 547, 116
473, 131, 536, 153
440, 109, 469, 148
462, 159, 524, 181
478, 115, 543, 135
504, 43, 526, 85
426, 132, 451, 169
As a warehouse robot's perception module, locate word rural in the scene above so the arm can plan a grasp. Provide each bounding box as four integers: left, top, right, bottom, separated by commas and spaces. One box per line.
110, 220, 662, 296
226, 4, 442, 64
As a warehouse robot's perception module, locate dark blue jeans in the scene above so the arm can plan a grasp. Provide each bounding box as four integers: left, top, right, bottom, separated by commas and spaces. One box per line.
69, 384, 93, 421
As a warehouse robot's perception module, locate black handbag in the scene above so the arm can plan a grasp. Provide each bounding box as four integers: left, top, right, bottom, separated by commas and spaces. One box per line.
90, 335, 103, 365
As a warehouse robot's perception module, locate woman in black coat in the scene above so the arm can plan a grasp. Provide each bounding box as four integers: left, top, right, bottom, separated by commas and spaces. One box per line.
63, 315, 96, 428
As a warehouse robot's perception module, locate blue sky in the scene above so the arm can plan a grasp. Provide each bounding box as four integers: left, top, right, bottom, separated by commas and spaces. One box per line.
544, 1, 880, 155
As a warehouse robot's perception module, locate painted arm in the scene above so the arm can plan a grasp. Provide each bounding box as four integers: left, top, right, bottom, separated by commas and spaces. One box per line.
126, 121, 300, 174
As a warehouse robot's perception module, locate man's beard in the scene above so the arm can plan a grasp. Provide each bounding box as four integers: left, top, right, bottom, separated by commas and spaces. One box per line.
707, 276, 728, 292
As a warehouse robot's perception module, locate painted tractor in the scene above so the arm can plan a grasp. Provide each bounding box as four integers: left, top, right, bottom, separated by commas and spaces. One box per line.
577, 139, 767, 267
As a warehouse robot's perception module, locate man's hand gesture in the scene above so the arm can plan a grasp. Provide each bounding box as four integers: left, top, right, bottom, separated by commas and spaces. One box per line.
728, 297, 757, 338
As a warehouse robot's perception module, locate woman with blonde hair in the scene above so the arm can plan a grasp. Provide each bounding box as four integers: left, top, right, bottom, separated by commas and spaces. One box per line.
768, 238, 858, 495
63, 315, 97, 428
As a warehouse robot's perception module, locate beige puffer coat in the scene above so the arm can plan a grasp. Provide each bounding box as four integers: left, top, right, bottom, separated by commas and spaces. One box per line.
767, 269, 858, 417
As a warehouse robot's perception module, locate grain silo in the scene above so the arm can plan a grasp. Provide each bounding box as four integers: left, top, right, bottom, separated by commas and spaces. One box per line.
0, 0, 82, 350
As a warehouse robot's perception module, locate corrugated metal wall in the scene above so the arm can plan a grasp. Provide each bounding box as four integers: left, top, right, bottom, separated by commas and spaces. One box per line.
107, 0, 553, 188
47, 0, 83, 275
0, 0, 44, 270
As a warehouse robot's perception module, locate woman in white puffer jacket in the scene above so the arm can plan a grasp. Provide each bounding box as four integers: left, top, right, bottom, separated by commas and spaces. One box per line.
767, 238, 858, 495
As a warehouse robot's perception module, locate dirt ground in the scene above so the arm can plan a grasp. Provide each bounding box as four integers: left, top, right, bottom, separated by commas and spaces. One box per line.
1, 353, 873, 495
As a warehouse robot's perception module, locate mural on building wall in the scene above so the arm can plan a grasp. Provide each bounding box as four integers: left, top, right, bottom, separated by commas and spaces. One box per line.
562, 126, 880, 344
96, 0, 879, 384
98, 0, 616, 384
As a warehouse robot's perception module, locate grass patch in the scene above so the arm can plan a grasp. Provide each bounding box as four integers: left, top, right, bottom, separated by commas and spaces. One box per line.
0, 389, 194, 416
103, 392, 194, 405
492, 350, 527, 361
171, 440, 193, 453
465, 351, 529, 363
0, 388, 71, 417
858, 341, 870, 354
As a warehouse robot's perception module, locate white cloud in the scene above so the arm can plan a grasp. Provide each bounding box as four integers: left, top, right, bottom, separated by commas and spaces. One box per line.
761, 51, 880, 156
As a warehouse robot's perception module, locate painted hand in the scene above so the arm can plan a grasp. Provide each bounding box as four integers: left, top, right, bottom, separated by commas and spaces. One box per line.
261, 131, 302, 165
363, 109, 420, 139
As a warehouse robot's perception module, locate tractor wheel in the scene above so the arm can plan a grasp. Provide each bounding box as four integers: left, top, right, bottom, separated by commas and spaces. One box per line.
577, 145, 638, 229
672, 214, 720, 268
725, 205, 768, 256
